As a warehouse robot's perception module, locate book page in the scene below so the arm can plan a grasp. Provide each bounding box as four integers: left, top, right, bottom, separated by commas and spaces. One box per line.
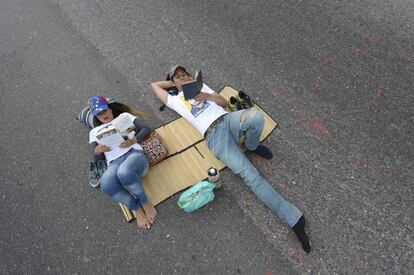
96, 125, 124, 148
111, 113, 135, 136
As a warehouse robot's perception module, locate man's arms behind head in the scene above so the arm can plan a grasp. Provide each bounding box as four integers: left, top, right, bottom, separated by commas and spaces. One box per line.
150, 80, 228, 108
150, 80, 175, 104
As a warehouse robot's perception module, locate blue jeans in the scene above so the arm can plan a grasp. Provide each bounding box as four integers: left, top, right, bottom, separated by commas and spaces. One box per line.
206, 110, 302, 227
99, 149, 149, 211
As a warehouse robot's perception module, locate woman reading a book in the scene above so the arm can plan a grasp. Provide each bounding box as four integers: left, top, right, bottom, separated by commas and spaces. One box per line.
88, 95, 156, 229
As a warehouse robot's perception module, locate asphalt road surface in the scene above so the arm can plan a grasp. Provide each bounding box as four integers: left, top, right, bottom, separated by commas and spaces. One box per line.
1, 0, 413, 274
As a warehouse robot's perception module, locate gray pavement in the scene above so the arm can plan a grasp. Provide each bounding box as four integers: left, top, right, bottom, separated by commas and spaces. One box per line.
1, 0, 413, 274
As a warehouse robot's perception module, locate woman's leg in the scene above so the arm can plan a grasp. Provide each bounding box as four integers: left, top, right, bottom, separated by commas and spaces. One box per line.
100, 156, 150, 229
99, 161, 141, 212
116, 150, 157, 224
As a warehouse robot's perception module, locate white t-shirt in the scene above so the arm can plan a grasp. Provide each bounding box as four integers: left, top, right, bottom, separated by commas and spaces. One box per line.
166, 84, 227, 135
89, 112, 143, 164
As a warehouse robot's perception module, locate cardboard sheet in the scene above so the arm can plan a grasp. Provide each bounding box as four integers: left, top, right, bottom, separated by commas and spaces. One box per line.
119, 86, 277, 221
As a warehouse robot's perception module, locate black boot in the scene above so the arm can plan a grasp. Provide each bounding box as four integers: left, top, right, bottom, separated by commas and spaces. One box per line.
251, 145, 273, 159
228, 96, 243, 111
292, 215, 311, 253
238, 90, 254, 109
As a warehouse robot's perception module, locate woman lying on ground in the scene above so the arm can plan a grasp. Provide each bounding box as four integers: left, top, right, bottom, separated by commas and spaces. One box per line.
88, 95, 156, 229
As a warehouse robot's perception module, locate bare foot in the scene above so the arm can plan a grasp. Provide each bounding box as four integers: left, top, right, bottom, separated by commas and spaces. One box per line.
135, 208, 151, 229
142, 202, 157, 224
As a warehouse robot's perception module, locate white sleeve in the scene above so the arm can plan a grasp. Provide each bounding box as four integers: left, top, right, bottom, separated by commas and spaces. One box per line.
166, 94, 180, 111
201, 84, 216, 94
89, 128, 98, 144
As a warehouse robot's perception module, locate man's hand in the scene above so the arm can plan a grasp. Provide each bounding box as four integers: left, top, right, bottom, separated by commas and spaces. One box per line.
195, 92, 227, 108
119, 138, 137, 148
194, 92, 212, 102
95, 144, 111, 154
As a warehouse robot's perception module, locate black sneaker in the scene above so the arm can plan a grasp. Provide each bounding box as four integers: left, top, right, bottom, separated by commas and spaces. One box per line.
228, 96, 243, 111
238, 90, 254, 109
88, 161, 100, 188
96, 160, 108, 178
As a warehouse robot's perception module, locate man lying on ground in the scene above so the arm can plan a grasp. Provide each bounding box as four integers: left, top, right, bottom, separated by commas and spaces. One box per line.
150, 65, 311, 253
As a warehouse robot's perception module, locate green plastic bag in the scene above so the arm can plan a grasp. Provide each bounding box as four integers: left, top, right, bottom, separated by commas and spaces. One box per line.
178, 181, 216, 213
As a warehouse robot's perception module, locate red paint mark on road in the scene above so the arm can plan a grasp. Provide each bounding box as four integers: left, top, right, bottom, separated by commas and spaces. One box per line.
278, 240, 305, 265
287, 244, 304, 264
296, 111, 333, 139
309, 86, 317, 96
371, 167, 383, 178
370, 167, 391, 186
295, 111, 308, 124
358, 257, 368, 268
272, 88, 289, 103
308, 52, 334, 97
319, 54, 333, 67
375, 74, 386, 98
350, 47, 388, 69
353, 25, 383, 44
311, 121, 332, 137
375, 83, 381, 97
353, 152, 368, 168
399, 50, 414, 63
265, 255, 272, 264
308, 74, 321, 96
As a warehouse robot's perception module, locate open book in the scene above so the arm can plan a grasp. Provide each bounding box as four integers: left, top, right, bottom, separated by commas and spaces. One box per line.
95, 113, 136, 148
182, 69, 203, 100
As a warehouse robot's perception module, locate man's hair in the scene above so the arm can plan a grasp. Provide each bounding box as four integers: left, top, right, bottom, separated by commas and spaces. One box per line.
170, 70, 191, 83
168, 65, 191, 82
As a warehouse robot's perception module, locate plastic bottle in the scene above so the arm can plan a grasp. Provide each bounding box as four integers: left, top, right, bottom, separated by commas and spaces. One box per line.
207, 167, 221, 188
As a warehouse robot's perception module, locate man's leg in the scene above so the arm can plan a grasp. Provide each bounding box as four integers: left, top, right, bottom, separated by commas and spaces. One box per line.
207, 116, 301, 226
228, 109, 272, 159
207, 114, 311, 252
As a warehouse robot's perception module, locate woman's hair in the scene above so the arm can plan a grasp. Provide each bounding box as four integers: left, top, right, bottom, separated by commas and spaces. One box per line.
93, 102, 148, 126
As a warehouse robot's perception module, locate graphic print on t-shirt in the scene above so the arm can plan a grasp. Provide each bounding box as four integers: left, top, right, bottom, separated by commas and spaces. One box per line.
181, 98, 210, 118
